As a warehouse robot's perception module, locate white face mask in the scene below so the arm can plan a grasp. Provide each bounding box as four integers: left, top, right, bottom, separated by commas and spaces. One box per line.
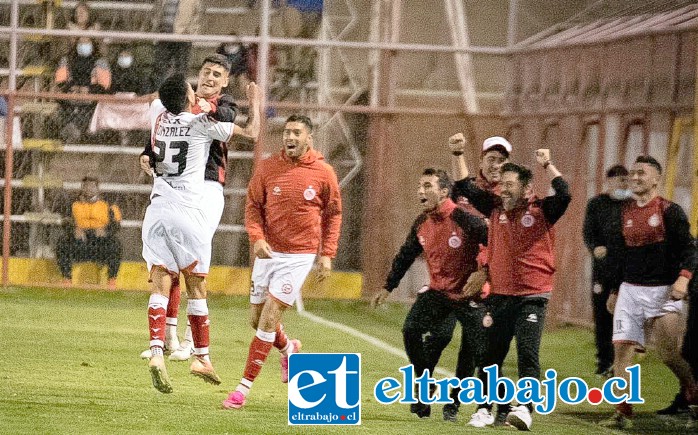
117, 55, 133, 68
77, 42, 93, 57
225, 44, 241, 55
610, 189, 633, 200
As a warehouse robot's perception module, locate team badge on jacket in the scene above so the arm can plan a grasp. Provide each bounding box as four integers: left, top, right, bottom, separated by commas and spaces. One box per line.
647, 214, 660, 227
521, 212, 535, 228
304, 186, 316, 200
499, 214, 508, 224
448, 233, 462, 248
273, 186, 281, 195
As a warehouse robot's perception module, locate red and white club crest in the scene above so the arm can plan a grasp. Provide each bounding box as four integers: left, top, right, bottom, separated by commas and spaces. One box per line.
281, 283, 293, 294
521, 213, 535, 228
303, 185, 316, 200
448, 233, 462, 248
648, 213, 660, 228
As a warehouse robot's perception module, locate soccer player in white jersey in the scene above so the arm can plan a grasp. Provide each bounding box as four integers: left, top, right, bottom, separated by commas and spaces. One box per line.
144, 73, 260, 393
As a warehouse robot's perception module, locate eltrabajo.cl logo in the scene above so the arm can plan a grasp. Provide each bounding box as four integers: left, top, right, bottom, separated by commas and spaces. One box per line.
288, 353, 361, 425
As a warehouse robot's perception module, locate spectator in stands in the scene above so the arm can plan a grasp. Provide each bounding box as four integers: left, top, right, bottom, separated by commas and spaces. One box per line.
54, 37, 111, 142
151, 0, 204, 90
66, 1, 103, 55
111, 48, 151, 95
0, 96, 6, 117
56, 177, 122, 290
216, 33, 250, 93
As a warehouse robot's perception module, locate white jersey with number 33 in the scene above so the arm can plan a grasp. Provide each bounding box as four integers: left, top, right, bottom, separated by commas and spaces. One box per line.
148, 99, 234, 208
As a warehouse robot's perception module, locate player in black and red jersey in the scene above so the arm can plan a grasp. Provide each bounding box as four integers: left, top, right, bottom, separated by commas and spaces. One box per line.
602, 155, 697, 429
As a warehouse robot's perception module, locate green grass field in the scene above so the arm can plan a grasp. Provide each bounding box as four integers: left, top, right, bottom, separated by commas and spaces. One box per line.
0, 286, 691, 434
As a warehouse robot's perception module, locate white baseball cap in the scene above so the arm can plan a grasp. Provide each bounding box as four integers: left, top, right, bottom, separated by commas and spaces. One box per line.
482, 136, 512, 155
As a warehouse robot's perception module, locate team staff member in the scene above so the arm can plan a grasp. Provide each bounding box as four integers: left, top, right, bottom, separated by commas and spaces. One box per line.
454, 145, 571, 431
139, 54, 239, 362
448, 134, 512, 423
582, 165, 630, 377
223, 115, 342, 410
602, 156, 697, 429
450, 134, 512, 216
372, 168, 488, 420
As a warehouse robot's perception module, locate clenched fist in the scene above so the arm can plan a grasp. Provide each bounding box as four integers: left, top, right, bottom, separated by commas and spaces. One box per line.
449, 133, 466, 155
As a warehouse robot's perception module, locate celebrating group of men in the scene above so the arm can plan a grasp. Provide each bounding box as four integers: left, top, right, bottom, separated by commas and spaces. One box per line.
374, 131, 697, 430
139, 54, 342, 411
134, 52, 697, 430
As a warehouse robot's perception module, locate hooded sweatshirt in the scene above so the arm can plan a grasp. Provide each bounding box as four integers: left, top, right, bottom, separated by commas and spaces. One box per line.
245, 148, 342, 257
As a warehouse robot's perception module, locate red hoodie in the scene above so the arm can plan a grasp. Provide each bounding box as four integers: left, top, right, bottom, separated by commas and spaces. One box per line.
245, 148, 342, 257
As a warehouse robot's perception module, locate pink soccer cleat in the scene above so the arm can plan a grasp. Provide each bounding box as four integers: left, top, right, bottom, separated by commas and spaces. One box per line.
222, 391, 246, 409
280, 339, 302, 383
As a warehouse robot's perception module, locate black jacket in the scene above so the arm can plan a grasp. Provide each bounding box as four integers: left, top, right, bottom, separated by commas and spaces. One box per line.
582, 194, 627, 290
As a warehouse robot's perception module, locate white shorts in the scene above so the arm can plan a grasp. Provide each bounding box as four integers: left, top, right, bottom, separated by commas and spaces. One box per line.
142, 196, 211, 276
203, 180, 224, 239
250, 252, 316, 307
612, 282, 684, 347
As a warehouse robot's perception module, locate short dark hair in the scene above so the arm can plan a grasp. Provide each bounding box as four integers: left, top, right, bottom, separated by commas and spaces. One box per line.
201, 54, 232, 74
285, 114, 313, 132
635, 155, 662, 174
501, 162, 533, 186
606, 164, 628, 178
422, 168, 452, 191
81, 176, 99, 184
159, 73, 188, 114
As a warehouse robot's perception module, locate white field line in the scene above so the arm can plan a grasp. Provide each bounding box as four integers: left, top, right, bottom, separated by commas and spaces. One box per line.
298, 309, 627, 434
297, 310, 454, 377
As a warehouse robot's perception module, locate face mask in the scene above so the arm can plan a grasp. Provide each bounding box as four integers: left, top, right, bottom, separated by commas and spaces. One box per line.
77, 42, 93, 57
117, 55, 133, 68
610, 189, 632, 200
225, 44, 241, 55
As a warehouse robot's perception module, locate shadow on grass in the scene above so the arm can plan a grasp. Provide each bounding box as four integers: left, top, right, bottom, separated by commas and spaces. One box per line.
561, 410, 693, 434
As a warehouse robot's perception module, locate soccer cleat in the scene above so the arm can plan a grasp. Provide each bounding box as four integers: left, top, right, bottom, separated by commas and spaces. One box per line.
140, 340, 178, 360
280, 339, 302, 383
442, 403, 458, 422
222, 391, 246, 410
190, 357, 221, 385
168, 340, 193, 362
148, 355, 172, 394
506, 405, 532, 431
468, 408, 495, 427
409, 402, 431, 418
657, 392, 690, 416
599, 411, 633, 429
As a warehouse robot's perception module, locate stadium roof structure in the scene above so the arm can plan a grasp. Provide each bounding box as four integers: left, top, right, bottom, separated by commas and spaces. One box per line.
514, 0, 698, 51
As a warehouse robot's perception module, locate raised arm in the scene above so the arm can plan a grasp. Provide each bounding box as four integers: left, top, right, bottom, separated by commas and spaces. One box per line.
232, 82, 261, 141
536, 149, 571, 225
448, 132, 470, 181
